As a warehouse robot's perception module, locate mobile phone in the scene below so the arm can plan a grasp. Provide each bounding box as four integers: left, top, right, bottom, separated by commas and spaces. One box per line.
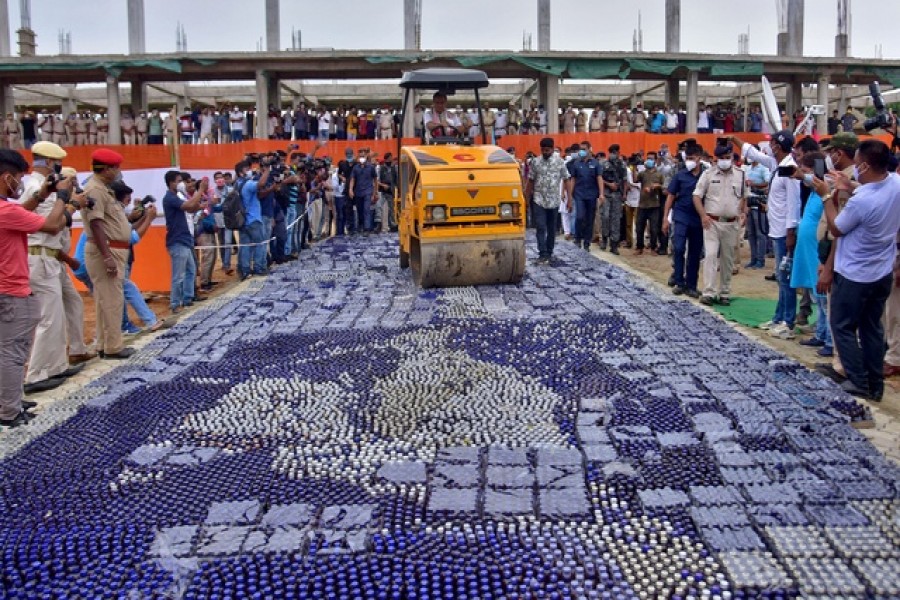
813, 158, 826, 180
777, 165, 796, 177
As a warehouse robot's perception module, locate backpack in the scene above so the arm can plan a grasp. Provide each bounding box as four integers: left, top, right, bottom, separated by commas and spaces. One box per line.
222, 180, 247, 230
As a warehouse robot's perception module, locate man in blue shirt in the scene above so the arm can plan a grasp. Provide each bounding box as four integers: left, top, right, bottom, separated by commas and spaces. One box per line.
566, 141, 605, 251
816, 139, 900, 401
349, 148, 378, 233
235, 160, 271, 280
162, 170, 206, 313
663, 144, 704, 297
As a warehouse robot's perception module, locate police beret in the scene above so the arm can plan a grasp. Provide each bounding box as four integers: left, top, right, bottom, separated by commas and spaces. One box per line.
91, 148, 123, 166
714, 145, 731, 158
31, 141, 67, 159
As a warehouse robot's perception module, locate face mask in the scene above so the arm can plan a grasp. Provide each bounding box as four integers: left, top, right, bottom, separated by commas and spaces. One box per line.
4, 174, 23, 199
853, 165, 862, 180
359, 157, 367, 163
553, 150, 560, 158
717, 159, 732, 170
645, 159, 656, 169
609, 153, 618, 160
578, 150, 588, 158
177, 182, 187, 194
803, 173, 815, 186
825, 155, 835, 172
684, 160, 698, 172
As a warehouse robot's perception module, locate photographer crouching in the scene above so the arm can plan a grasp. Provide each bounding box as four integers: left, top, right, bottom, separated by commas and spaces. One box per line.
0, 149, 69, 427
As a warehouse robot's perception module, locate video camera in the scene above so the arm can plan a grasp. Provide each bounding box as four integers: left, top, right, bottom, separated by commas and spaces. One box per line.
864, 81, 893, 132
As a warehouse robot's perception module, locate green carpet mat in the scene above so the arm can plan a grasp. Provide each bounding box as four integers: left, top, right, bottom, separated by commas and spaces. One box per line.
711, 296, 816, 329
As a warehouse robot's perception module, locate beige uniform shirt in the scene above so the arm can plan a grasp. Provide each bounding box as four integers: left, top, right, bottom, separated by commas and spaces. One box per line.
20, 172, 63, 250
136, 116, 148, 133
82, 178, 132, 244
694, 166, 747, 218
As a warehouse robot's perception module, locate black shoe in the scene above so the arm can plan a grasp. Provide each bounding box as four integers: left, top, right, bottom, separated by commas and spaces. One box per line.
667, 276, 676, 287
192, 296, 209, 302
699, 296, 715, 306
686, 288, 701, 298
799, 338, 825, 348
60, 363, 85, 378
764, 273, 777, 281
0, 411, 32, 428
717, 297, 731, 306
23, 376, 66, 395
101, 348, 136, 360
22, 400, 36, 410
815, 363, 847, 384
610, 246, 619, 255
672, 285, 685, 296
840, 380, 871, 399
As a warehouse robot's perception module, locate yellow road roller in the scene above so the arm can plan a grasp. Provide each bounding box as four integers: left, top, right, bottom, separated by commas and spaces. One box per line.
396, 69, 526, 288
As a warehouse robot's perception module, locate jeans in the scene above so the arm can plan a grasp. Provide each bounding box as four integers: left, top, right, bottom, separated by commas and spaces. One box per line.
814, 291, 832, 348
231, 130, 244, 143
574, 197, 597, 248
272, 213, 287, 263
771, 237, 797, 328
238, 220, 268, 278
363, 195, 376, 232
284, 204, 299, 256
532, 202, 558, 258
217, 228, 234, 269
352, 194, 370, 232
830, 272, 893, 394
671, 220, 703, 291
635, 207, 660, 250
334, 195, 348, 235
168, 244, 196, 310
122, 277, 157, 328
746, 208, 767, 266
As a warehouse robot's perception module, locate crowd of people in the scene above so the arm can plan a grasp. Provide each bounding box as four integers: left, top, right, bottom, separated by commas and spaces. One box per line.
3, 100, 888, 150
523, 130, 900, 403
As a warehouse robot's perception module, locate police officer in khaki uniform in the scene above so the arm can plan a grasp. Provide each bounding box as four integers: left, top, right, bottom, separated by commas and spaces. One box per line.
51, 111, 66, 145
17, 142, 86, 393
135, 111, 149, 144
96, 113, 109, 144
693, 145, 748, 306
82, 149, 135, 359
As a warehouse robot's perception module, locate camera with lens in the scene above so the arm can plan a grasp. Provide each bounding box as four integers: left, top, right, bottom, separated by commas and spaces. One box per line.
45, 173, 66, 191
140, 194, 156, 208
864, 81, 894, 132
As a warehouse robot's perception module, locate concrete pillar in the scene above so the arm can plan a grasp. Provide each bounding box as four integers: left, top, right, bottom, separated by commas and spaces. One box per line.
267, 77, 280, 112
256, 70, 270, 139
786, 0, 804, 56
127, 0, 145, 54
130, 80, 147, 113
838, 86, 848, 114
0, 83, 9, 117
265, 0, 279, 52
539, 74, 559, 134
106, 76, 122, 145
816, 75, 829, 134
0, 0, 10, 57
835, 34, 848, 58
786, 80, 802, 125
665, 0, 680, 53
537, 0, 550, 51
686, 70, 698, 134
402, 91, 418, 140
403, 0, 417, 50
777, 33, 788, 56
665, 79, 679, 109
743, 94, 750, 132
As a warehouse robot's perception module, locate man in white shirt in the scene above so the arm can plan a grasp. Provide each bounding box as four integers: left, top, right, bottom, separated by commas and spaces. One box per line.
318, 108, 332, 142
229, 106, 244, 142
424, 92, 462, 141
731, 131, 802, 339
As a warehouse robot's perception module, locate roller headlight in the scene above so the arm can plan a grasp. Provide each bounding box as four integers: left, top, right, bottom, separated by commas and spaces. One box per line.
429, 206, 447, 222
499, 203, 514, 218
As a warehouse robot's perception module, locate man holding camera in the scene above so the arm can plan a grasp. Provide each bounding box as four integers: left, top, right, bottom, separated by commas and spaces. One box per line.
732, 131, 802, 339
81, 149, 135, 359
163, 171, 207, 313
0, 149, 69, 427
17, 142, 86, 393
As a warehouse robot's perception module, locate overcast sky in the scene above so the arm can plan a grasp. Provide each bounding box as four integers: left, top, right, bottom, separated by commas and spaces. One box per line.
7, 0, 898, 59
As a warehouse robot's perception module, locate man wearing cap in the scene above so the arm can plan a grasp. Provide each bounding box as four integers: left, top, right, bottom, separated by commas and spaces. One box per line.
693, 145, 747, 306
526, 137, 573, 264
731, 131, 802, 339
81, 149, 135, 360
14, 141, 86, 393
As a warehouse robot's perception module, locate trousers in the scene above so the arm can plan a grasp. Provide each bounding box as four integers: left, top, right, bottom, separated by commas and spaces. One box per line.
671, 220, 704, 291
0, 294, 40, 420
886, 279, 900, 367
574, 197, 597, 248
85, 246, 127, 355
196, 233, 217, 286
701, 220, 739, 299
168, 244, 197, 309
60, 261, 90, 356
532, 202, 558, 258
831, 272, 893, 394
25, 255, 69, 384
600, 193, 624, 245
635, 207, 660, 250
745, 208, 767, 266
